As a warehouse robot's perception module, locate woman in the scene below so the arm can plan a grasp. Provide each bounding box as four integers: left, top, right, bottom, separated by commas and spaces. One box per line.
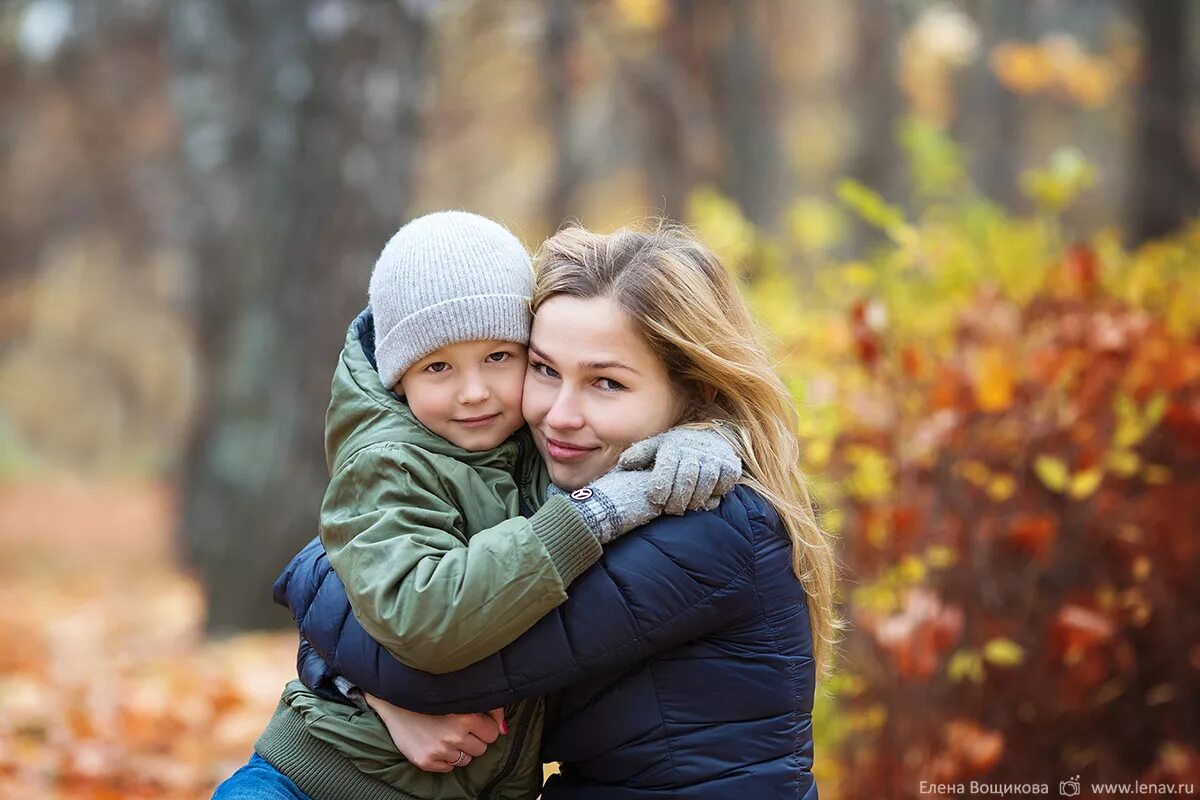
282, 223, 839, 798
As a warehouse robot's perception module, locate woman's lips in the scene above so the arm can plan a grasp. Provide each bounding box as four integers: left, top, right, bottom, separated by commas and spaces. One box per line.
454, 413, 500, 429
543, 436, 599, 462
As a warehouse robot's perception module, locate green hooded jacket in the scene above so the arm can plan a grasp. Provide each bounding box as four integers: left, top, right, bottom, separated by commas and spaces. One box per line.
255, 316, 602, 799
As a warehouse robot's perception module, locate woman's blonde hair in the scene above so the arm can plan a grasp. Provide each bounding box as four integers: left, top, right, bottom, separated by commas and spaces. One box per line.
531, 222, 842, 681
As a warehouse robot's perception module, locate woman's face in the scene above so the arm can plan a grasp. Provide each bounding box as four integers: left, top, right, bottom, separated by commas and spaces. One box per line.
523, 295, 684, 491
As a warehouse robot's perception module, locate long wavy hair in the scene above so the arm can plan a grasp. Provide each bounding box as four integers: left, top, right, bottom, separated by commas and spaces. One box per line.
531, 222, 842, 680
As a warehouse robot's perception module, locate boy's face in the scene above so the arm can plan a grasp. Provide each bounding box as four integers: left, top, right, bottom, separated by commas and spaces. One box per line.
398, 340, 527, 451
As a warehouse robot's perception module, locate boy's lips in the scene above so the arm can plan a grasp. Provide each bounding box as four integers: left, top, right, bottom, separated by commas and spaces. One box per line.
453, 413, 501, 428
543, 436, 599, 462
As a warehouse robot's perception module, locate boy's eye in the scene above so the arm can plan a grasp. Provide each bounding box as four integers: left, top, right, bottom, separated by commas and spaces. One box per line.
530, 361, 560, 379
486, 352, 510, 363
425, 362, 450, 374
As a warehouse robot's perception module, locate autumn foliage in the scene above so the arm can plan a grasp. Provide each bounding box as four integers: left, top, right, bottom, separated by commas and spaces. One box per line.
687, 125, 1200, 797
0, 482, 297, 799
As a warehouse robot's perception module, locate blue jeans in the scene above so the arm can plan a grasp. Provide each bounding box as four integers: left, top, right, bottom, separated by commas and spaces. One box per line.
212, 753, 312, 799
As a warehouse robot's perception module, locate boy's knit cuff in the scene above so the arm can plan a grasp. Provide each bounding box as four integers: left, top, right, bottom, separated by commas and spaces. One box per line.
529, 495, 603, 587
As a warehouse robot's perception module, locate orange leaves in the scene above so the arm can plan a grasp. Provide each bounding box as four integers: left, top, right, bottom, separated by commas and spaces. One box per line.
1045, 603, 1128, 699
990, 35, 1135, 109
824, 198, 1200, 798
849, 298, 886, 370
1050, 604, 1115, 655
1062, 243, 1099, 297
925, 719, 1005, 784
0, 481, 296, 800
861, 588, 963, 680
968, 346, 1016, 413
1005, 514, 1058, 560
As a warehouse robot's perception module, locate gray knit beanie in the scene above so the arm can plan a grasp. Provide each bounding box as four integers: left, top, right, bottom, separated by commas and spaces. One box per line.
369, 211, 534, 390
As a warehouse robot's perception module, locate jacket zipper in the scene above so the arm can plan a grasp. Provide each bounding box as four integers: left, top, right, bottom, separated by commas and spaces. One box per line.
514, 434, 538, 517
477, 703, 535, 800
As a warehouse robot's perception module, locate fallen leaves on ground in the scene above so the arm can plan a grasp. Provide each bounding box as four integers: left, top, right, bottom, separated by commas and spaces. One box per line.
0, 479, 296, 800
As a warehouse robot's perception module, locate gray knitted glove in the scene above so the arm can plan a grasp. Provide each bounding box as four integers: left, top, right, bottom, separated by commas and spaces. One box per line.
549, 468, 662, 545
617, 426, 742, 515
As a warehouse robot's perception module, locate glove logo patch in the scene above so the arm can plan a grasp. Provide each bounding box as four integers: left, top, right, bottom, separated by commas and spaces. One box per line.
570, 487, 593, 501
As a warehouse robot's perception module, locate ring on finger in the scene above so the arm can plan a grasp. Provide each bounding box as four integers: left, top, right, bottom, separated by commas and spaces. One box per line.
452, 750, 466, 767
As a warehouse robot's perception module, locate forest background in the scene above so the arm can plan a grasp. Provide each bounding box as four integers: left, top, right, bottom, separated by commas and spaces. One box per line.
0, 0, 1197, 798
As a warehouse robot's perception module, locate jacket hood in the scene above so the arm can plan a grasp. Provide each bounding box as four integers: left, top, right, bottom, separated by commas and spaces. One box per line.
324, 308, 528, 476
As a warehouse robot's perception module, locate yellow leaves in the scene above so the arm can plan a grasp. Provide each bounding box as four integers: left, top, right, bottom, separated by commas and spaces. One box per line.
1032, 456, 1067, 491
836, 180, 917, 247
896, 554, 927, 584
957, 460, 1016, 502
899, 116, 966, 197
686, 186, 756, 274
924, 545, 958, 569
747, 268, 804, 340
843, 703, 888, 733
1033, 456, 1104, 499
612, 0, 669, 31
982, 638, 1025, 667
804, 438, 834, 471
986, 473, 1016, 502
947, 639, 1023, 683
986, 216, 1055, 306
1021, 146, 1096, 211
947, 649, 985, 684
969, 346, 1016, 412
786, 197, 848, 255
839, 262, 878, 289
1106, 449, 1141, 477
825, 671, 868, 698
844, 445, 895, 503
1070, 467, 1104, 499
1113, 392, 1166, 449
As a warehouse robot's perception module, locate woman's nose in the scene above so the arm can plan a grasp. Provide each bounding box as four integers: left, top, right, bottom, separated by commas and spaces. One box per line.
543, 388, 584, 430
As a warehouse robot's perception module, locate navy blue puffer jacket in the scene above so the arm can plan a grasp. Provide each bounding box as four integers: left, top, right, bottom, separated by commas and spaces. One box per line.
277, 486, 818, 799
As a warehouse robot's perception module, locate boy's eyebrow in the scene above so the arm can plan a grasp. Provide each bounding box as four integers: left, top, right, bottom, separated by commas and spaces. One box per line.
530, 344, 641, 375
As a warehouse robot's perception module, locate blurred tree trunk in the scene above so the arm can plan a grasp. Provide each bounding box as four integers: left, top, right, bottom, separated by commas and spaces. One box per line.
717, 0, 785, 231
167, 0, 431, 633
670, 0, 786, 230
543, 0, 580, 229
957, 0, 1023, 208
848, 0, 902, 209
1128, 0, 1199, 241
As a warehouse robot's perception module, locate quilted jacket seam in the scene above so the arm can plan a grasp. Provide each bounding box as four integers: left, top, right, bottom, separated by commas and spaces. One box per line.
747, 497, 805, 797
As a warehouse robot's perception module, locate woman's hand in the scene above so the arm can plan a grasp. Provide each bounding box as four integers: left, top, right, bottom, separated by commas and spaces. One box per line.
363, 692, 506, 773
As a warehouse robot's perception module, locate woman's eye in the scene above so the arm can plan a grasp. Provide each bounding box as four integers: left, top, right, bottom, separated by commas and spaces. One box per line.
486, 352, 510, 363
595, 377, 626, 392
425, 362, 450, 374
530, 361, 560, 379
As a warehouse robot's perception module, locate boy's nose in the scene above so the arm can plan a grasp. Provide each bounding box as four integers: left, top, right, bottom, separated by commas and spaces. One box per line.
458, 375, 491, 404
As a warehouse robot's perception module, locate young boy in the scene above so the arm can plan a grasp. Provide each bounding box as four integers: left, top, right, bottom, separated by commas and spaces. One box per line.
217, 211, 739, 800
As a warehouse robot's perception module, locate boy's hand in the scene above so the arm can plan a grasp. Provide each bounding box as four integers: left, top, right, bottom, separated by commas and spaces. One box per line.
364, 692, 505, 773
618, 426, 742, 514
553, 469, 664, 544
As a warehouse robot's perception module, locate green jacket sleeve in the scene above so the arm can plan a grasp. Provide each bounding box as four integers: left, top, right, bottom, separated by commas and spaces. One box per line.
319, 445, 601, 674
